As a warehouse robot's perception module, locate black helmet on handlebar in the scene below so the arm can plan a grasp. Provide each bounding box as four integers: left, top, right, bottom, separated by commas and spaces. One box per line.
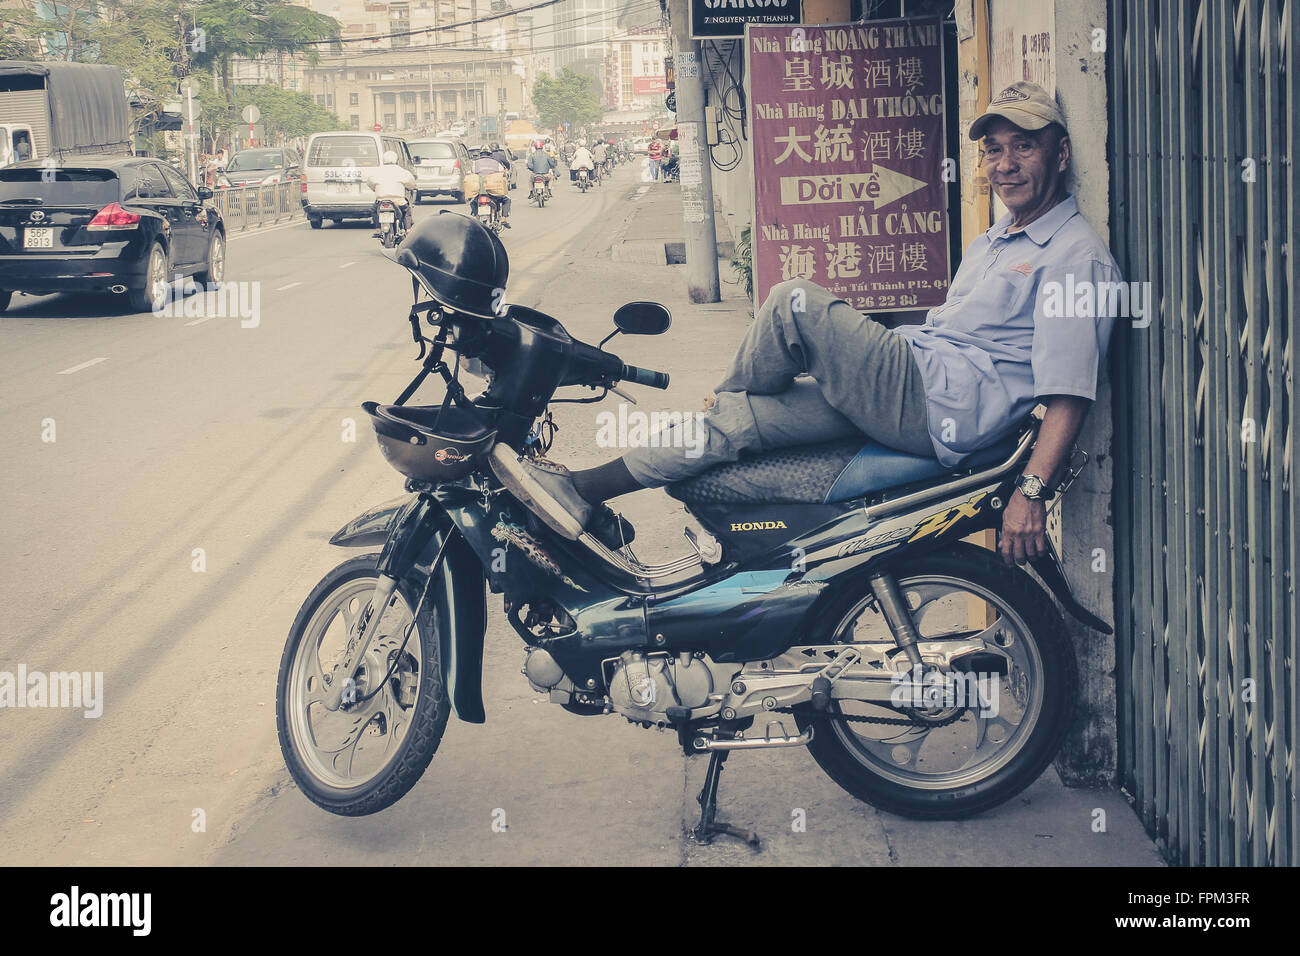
395, 210, 509, 319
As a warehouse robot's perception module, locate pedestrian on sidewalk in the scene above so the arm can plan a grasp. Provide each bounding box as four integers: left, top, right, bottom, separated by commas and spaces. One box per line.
647, 137, 663, 181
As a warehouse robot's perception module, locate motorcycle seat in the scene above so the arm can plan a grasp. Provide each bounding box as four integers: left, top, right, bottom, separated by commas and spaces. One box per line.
666, 429, 1026, 509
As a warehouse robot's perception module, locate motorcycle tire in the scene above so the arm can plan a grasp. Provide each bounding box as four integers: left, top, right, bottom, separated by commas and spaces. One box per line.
381, 229, 395, 248
795, 543, 1077, 820
276, 553, 449, 816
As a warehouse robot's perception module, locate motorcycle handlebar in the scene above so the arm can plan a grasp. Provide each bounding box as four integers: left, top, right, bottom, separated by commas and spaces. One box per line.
619, 364, 670, 390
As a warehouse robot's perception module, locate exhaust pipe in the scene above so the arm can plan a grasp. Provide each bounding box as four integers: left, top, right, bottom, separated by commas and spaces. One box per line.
109, 284, 127, 294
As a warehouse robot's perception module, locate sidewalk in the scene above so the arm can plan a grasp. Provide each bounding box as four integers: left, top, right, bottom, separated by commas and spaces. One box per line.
529, 175, 1166, 866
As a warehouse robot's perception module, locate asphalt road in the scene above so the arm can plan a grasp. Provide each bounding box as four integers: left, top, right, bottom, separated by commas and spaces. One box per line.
0, 162, 1163, 867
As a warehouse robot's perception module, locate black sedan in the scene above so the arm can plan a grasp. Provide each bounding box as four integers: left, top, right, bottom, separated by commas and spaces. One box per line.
0, 156, 225, 314
221, 147, 302, 188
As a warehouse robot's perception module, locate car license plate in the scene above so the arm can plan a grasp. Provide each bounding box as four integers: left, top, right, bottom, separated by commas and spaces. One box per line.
24, 227, 53, 249
325, 182, 356, 194
379, 212, 395, 224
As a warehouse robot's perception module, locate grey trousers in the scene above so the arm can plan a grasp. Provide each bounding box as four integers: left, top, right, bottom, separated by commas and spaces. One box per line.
622, 279, 934, 487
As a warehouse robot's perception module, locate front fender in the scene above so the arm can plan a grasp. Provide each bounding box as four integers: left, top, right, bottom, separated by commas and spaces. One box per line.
331, 494, 489, 723
429, 526, 488, 723
329, 494, 413, 549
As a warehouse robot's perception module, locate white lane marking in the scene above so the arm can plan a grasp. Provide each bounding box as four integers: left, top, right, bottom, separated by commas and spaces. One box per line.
634, 185, 650, 200
224, 219, 310, 242
276, 281, 303, 292
58, 357, 108, 375
184, 315, 216, 327
340, 261, 357, 269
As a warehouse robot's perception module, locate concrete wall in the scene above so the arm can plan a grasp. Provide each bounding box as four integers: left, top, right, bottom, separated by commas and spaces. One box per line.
989, 0, 1117, 786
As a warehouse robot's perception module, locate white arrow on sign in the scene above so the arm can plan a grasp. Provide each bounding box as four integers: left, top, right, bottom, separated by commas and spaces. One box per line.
777, 164, 929, 208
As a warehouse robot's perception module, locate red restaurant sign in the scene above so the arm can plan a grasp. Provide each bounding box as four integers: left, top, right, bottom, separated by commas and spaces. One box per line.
747, 18, 950, 311
633, 75, 668, 95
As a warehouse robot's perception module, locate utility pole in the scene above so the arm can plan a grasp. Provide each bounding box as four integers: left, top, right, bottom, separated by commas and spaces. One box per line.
667, 0, 719, 303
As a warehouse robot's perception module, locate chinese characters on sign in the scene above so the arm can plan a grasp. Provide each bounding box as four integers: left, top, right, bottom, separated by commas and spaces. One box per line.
747, 18, 951, 311
691, 0, 802, 40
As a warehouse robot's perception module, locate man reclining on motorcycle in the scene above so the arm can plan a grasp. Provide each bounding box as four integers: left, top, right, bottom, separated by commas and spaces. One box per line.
524, 81, 1124, 567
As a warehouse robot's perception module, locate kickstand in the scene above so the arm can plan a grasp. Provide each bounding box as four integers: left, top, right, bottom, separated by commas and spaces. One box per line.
690, 750, 760, 848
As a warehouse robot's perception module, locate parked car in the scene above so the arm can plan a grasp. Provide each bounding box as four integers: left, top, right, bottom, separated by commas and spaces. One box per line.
223, 147, 302, 188
0, 156, 225, 313
407, 136, 471, 203
301, 130, 414, 228
631, 137, 652, 154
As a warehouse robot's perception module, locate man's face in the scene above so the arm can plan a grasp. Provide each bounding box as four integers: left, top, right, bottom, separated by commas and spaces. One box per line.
981, 118, 1069, 216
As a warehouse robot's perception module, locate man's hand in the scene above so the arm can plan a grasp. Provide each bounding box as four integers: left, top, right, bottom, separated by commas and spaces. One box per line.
999, 490, 1047, 565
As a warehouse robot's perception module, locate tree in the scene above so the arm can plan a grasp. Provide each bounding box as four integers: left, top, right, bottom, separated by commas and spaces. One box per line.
532, 68, 603, 131
188, 0, 339, 100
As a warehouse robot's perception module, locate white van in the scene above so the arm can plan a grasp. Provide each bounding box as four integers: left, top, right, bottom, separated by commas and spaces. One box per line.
301, 130, 414, 228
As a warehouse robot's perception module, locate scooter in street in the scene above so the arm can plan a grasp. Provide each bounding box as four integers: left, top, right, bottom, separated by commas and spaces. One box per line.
472, 194, 502, 234
530, 175, 549, 207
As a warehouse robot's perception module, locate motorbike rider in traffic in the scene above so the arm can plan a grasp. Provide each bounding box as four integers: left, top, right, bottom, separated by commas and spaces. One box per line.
526, 140, 557, 198
470, 148, 511, 228
569, 141, 595, 186
520, 81, 1125, 568
365, 150, 415, 236
591, 140, 608, 182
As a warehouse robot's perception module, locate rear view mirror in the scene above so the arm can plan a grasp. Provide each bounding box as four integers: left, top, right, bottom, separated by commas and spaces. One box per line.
196, 186, 213, 200
613, 301, 671, 336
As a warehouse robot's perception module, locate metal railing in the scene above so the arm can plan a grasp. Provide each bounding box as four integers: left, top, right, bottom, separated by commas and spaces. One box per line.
1109, 0, 1297, 866
210, 180, 304, 232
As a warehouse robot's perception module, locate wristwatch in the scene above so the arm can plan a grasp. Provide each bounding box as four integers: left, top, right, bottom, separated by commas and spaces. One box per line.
1015, 474, 1052, 501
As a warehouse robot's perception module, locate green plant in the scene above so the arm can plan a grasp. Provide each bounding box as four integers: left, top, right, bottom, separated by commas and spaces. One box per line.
729, 224, 753, 303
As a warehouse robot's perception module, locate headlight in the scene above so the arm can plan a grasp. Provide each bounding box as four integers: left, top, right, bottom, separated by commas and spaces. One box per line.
261, 174, 282, 185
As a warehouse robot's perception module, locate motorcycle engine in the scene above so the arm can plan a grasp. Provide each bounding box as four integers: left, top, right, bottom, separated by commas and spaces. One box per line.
606, 651, 722, 722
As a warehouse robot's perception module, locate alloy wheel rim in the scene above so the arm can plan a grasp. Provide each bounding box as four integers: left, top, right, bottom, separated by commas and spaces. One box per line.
286, 577, 423, 791
827, 574, 1046, 790
209, 234, 225, 283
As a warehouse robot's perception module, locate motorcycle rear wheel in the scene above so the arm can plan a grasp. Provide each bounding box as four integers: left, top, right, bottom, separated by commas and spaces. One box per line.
796, 543, 1076, 819
276, 553, 448, 816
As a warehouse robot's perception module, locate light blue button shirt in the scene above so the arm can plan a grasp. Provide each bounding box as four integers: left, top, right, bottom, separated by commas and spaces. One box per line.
893, 193, 1122, 466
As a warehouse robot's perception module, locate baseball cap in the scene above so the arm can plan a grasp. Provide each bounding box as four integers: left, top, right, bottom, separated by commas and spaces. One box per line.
969, 80, 1069, 140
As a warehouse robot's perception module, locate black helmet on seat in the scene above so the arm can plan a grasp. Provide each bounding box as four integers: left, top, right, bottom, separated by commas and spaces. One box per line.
395, 210, 508, 318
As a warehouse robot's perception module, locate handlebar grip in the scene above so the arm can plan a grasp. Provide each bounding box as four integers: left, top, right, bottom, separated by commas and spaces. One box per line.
621, 364, 670, 390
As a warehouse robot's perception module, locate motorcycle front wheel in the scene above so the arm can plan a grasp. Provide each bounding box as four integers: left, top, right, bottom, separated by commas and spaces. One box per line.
796, 543, 1077, 819
276, 553, 448, 816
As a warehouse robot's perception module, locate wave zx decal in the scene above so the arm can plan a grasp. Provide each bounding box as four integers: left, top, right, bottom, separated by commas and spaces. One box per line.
907, 491, 991, 542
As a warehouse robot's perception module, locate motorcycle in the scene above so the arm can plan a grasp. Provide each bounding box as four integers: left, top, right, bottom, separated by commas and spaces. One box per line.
472, 194, 501, 234
276, 279, 1109, 844
661, 157, 680, 184
576, 167, 591, 192
530, 175, 548, 208
375, 199, 407, 249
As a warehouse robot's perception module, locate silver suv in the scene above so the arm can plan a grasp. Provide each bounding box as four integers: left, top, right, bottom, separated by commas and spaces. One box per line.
301, 131, 414, 227
408, 137, 471, 203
